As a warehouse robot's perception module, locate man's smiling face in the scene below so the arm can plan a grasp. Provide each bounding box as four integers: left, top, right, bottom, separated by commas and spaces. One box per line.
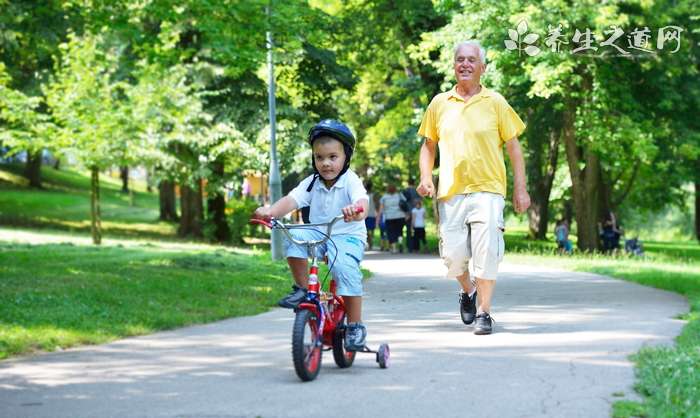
453, 44, 485, 84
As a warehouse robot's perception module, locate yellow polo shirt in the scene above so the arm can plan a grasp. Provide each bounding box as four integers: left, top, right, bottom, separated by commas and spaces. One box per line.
418, 86, 525, 200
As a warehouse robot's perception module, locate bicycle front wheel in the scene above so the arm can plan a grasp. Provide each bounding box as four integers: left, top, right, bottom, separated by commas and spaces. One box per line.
292, 309, 322, 381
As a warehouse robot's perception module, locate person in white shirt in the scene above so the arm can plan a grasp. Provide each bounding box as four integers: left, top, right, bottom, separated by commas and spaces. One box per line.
254, 119, 370, 351
411, 199, 427, 253
377, 184, 407, 254
364, 181, 378, 250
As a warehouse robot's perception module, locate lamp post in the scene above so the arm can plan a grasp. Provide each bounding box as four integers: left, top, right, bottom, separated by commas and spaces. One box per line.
267, 13, 283, 260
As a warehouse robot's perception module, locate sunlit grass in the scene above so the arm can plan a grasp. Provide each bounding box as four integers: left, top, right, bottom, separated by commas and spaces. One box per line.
0, 240, 291, 360
0, 163, 175, 238
0, 169, 29, 187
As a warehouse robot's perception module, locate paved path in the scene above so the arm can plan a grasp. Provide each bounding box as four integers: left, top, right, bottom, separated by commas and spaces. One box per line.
0, 252, 687, 418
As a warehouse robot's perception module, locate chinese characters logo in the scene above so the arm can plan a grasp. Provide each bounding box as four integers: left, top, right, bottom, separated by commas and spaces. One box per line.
504, 20, 683, 56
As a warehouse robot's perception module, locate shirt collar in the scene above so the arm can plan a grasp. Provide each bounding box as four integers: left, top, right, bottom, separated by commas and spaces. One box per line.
316, 171, 348, 191
448, 85, 492, 102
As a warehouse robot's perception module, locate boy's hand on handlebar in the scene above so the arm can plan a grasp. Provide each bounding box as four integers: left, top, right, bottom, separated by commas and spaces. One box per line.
253, 206, 272, 220
341, 205, 364, 222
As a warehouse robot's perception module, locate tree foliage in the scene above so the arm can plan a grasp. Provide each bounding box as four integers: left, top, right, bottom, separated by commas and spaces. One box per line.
0, 0, 697, 244
417, 0, 699, 247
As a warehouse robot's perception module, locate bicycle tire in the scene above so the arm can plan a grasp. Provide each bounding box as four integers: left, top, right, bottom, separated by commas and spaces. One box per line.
332, 320, 356, 368
292, 309, 322, 381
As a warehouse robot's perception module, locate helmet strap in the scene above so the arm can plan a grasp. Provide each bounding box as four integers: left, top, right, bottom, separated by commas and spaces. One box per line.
306, 173, 319, 192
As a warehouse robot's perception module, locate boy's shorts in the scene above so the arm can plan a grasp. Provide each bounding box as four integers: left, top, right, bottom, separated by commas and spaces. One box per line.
438, 192, 505, 280
365, 216, 376, 230
284, 229, 365, 296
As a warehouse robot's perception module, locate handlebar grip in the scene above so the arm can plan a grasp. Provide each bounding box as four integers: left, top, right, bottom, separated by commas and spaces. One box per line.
250, 218, 273, 228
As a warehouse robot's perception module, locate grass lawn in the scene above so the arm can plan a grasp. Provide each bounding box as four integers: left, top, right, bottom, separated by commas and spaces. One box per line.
0, 163, 175, 239
0, 239, 292, 360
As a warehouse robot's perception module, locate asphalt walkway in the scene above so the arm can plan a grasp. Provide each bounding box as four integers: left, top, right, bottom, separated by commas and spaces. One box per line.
0, 251, 688, 418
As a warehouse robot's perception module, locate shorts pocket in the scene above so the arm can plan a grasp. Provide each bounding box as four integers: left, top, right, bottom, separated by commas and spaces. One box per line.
495, 196, 505, 262
497, 222, 505, 262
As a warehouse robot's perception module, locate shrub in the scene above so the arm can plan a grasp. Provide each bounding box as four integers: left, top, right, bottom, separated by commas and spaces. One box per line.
226, 198, 261, 244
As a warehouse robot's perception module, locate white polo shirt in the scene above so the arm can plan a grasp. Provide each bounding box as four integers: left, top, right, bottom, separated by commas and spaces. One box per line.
289, 169, 368, 241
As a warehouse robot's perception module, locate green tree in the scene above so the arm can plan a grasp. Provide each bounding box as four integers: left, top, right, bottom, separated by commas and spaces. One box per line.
72, 0, 344, 241
334, 0, 450, 184
45, 33, 137, 244
418, 0, 699, 250
0, 0, 80, 186
0, 64, 58, 176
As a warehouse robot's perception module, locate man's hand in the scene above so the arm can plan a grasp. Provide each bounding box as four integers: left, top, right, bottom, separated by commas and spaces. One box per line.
512, 187, 531, 213
417, 178, 435, 198
418, 138, 437, 198
505, 138, 530, 213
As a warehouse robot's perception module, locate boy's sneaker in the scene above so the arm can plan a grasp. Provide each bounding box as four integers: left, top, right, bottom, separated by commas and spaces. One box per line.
459, 290, 477, 325
344, 322, 367, 351
277, 285, 307, 309
474, 312, 495, 335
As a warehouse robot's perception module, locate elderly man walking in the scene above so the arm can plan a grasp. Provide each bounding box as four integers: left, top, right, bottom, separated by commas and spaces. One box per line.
417, 40, 530, 335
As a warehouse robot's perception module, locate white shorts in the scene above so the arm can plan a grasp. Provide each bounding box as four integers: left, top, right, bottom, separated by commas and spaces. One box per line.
438, 193, 505, 280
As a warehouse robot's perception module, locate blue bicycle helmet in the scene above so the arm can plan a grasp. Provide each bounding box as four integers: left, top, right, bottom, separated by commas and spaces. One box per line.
306, 119, 356, 190
308, 119, 356, 150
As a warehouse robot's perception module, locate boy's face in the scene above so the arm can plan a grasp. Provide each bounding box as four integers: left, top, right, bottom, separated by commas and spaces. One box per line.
313, 137, 346, 183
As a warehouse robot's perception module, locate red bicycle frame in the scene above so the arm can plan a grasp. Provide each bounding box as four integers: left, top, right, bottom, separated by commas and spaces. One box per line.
297, 265, 347, 347
251, 210, 361, 348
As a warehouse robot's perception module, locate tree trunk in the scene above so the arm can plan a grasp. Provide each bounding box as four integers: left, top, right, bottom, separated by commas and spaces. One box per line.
695, 177, 699, 242
206, 160, 231, 243
527, 198, 546, 239
146, 169, 153, 193
527, 129, 560, 239
563, 199, 574, 227
24, 150, 43, 188
90, 166, 102, 245
178, 180, 203, 238
562, 104, 602, 251
120, 166, 129, 193
596, 172, 613, 228
158, 180, 178, 221
179, 185, 191, 235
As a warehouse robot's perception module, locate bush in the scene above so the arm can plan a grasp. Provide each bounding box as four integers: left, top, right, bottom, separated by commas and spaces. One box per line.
226, 198, 261, 244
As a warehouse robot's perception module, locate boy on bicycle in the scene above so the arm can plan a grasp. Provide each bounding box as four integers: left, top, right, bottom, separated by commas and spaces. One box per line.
254, 119, 370, 351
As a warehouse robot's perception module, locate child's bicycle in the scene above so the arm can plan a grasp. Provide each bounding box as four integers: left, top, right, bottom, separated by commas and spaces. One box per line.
251, 208, 390, 382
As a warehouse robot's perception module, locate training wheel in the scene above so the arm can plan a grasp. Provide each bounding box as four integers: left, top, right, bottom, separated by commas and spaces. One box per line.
376, 343, 390, 369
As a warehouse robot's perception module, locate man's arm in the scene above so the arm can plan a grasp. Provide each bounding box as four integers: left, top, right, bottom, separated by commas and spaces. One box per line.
505, 137, 531, 213
417, 138, 437, 198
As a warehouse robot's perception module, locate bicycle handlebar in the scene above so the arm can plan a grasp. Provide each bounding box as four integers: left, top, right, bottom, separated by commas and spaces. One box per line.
250, 206, 364, 248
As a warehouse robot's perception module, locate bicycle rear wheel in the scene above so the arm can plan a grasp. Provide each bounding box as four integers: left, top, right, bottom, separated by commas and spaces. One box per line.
332, 320, 356, 368
292, 309, 322, 381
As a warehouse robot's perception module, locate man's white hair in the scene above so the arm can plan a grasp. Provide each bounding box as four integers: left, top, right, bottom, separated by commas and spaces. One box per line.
454, 40, 486, 64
